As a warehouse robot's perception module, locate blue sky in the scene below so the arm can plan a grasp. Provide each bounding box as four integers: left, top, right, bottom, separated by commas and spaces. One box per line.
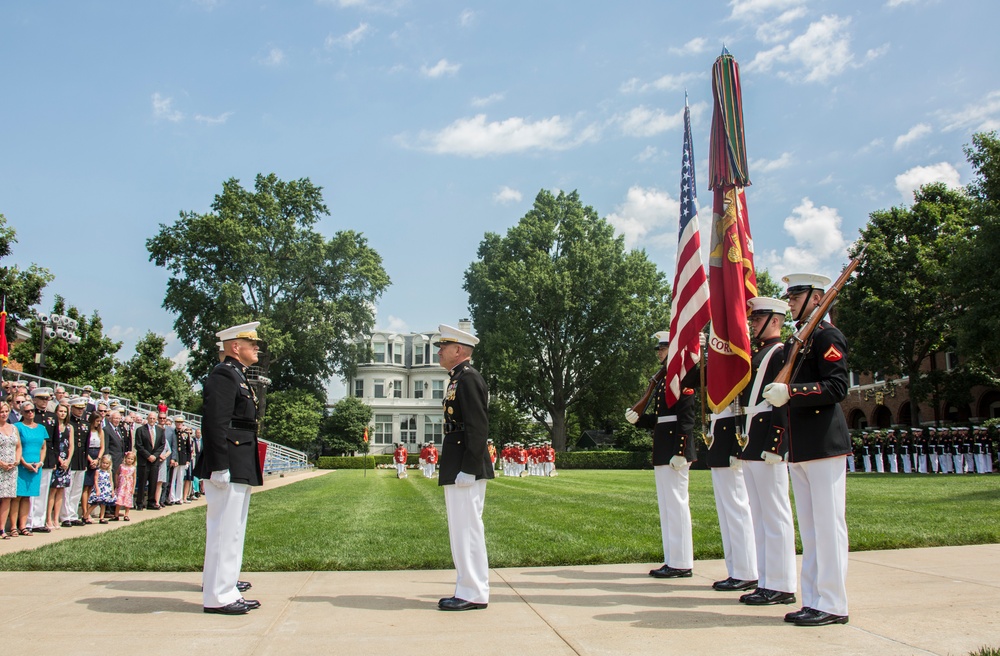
2, 0, 997, 398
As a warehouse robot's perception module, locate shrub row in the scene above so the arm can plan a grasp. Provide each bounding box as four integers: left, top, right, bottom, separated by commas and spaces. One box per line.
317, 454, 423, 469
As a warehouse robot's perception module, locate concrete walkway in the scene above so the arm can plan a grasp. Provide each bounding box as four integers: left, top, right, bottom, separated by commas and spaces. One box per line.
2, 471, 997, 655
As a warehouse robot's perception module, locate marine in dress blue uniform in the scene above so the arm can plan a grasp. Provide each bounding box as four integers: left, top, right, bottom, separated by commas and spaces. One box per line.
763, 273, 851, 627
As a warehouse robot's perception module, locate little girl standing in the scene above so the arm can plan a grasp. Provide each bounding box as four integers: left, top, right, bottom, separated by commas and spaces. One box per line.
88, 455, 116, 524
115, 452, 137, 521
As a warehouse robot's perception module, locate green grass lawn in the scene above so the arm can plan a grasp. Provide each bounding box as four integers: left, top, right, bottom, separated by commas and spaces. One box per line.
1, 469, 997, 572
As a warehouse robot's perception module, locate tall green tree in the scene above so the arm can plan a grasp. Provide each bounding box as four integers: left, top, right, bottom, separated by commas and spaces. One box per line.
0, 212, 53, 346
464, 189, 671, 451
262, 389, 324, 452
11, 295, 120, 386
488, 395, 535, 448
320, 396, 372, 455
146, 173, 391, 398
955, 132, 1000, 371
838, 183, 974, 424
115, 332, 197, 411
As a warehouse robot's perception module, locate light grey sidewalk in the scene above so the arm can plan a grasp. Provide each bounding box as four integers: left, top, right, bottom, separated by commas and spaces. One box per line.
3, 543, 998, 655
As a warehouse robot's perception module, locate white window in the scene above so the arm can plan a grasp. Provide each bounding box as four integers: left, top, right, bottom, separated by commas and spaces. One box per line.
849, 371, 861, 388
945, 352, 958, 371
354, 380, 364, 398
432, 380, 445, 400
424, 415, 443, 444
414, 381, 424, 399
373, 341, 386, 363
392, 380, 402, 398
373, 414, 393, 444
393, 341, 403, 365
414, 346, 424, 366
873, 371, 885, 384
431, 346, 439, 365
400, 414, 417, 443
374, 379, 385, 398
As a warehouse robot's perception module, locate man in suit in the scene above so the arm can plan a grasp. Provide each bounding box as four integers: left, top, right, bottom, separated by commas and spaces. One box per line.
103, 407, 126, 518
435, 323, 493, 611
195, 321, 264, 615
763, 273, 851, 627
625, 331, 699, 579
159, 412, 177, 506
135, 411, 165, 510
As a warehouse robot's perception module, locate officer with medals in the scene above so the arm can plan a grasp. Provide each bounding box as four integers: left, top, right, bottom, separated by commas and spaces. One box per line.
736, 297, 797, 607
763, 273, 851, 627
195, 322, 264, 615
435, 323, 493, 611
625, 331, 698, 579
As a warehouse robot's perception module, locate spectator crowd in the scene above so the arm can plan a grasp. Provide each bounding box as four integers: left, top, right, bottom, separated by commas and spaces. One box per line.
0, 378, 203, 539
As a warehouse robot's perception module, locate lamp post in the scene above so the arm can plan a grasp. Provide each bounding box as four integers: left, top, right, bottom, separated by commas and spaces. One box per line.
35, 312, 80, 376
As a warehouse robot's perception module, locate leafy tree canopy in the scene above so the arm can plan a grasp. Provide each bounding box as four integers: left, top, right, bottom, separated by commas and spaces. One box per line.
261, 388, 324, 452
0, 212, 53, 343
464, 189, 671, 450
115, 331, 197, 412
320, 395, 372, 455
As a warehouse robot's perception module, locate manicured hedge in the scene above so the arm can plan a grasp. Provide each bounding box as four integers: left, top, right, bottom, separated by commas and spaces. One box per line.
556, 450, 652, 469
317, 454, 423, 469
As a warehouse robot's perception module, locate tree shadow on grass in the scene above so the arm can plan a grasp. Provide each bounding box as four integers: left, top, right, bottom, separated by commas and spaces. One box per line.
77, 596, 203, 614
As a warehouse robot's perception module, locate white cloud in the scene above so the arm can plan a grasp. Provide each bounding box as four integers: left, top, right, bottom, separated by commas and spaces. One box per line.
107, 325, 137, 340
459, 9, 476, 27
326, 23, 371, 50
406, 114, 590, 157
752, 151, 793, 173
729, 0, 805, 21
762, 198, 847, 276
894, 162, 962, 202
195, 111, 234, 126
471, 92, 504, 108
383, 315, 409, 334
616, 106, 685, 137
893, 123, 932, 150
754, 7, 807, 43
670, 37, 710, 56
421, 58, 461, 78
606, 186, 679, 250
745, 15, 858, 83
621, 72, 703, 93
886, 0, 922, 7
938, 90, 1000, 133
636, 145, 664, 162
256, 47, 286, 66
152, 93, 183, 122
493, 186, 522, 204
857, 137, 884, 154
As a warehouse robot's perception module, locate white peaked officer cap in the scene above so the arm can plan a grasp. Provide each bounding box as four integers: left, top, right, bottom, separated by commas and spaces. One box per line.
748, 296, 790, 315
216, 321, 262, 342
781, 273, 832, 296
652, 331, 671, 348
434, 324, 479, 348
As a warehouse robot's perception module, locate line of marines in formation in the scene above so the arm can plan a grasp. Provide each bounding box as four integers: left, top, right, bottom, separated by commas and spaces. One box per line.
848, 426, 995, 474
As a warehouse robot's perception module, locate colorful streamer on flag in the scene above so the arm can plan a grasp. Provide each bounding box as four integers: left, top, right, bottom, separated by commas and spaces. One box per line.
0, 297, 8, 368
707, 48, 757, 413
664, 95, 711, 406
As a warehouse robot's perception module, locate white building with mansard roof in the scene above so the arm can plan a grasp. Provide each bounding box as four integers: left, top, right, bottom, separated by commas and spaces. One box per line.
348, 320, 474, 454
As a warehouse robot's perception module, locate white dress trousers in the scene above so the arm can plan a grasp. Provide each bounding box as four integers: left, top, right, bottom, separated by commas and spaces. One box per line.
710, 467, 757, 581
28, 468, 53, 528
789, 456, 849, 617
60, 470, 86, 522
170, 465, 185, 502
653, 464, 693, 569
202, 481, 252, 608
742, 460, 797, 594
443, 479, 489, 604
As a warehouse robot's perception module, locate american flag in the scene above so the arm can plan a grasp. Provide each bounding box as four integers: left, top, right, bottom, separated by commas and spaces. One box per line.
664, 96, 711, 406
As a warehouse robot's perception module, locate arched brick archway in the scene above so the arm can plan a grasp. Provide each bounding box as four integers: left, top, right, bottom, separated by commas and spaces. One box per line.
873, 405, 892, 428
897, 401, 912, 426
977, 391, 1000, 419
847, 408, 867, 430
943, 402, 971, 423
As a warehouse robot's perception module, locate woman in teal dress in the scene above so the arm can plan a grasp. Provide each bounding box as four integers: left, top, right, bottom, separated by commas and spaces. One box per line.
11, 401, 47, 536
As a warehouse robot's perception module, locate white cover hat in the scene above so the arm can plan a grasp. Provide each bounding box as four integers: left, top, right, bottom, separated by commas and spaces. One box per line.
216, 321, 261, 342
434, 324, 479, 347
781, 273, 832, 295
748, 296, 789, 315
652, 331, 671, 348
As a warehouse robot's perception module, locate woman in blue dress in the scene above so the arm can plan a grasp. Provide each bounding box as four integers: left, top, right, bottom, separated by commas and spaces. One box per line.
11, 401, 47, 536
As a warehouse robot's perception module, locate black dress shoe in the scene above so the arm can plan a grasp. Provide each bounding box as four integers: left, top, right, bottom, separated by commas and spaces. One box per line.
61, 521, 73, 528
71, 520, 84, 526
713, 577, 758, 592
237, 581, 252, 593
794, 609, 848, 626
784, 607, 816, 623
438, 597, 487, 611
439, 596, 456, 605
240, 598, 261, 610
742, 589, 796, 605
650, 566, 692, 579
32, 526, 51, 534
203, 600, 250, 615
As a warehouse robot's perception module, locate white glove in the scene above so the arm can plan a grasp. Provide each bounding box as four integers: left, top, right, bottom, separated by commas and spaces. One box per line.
669, 455, 687, 471
699, 332, 707, 349
455, 471, 476, 487
762, 382, 790, 408
762, 451, 783, 465
729, 456, 742, 470
625, 409, 639, 424
209, 470, 231, 488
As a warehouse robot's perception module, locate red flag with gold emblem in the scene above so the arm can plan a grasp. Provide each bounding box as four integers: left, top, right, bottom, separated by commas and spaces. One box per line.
706, 48, 757, 412
363, 426, 369, 443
